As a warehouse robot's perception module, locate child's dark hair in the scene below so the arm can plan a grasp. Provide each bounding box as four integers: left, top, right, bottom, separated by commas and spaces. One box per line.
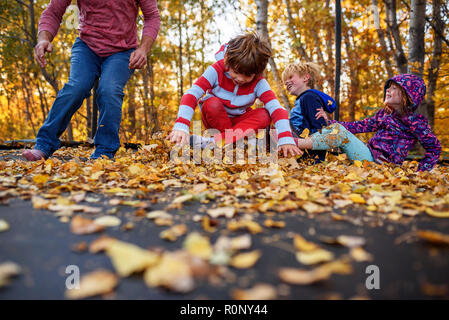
224, 32, 272, 76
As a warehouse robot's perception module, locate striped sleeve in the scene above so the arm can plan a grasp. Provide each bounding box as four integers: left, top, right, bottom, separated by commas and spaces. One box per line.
255, 79, 295, 146
173, 64, 218, 133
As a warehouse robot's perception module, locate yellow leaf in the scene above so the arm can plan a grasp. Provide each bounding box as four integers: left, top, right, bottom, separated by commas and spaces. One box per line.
232, 284, 277, 300
296, 249, 334, 265
144, 253, 194, 293
106, 240, 160, 277
353, 160, 362, 167
184, 232, 213, 260
231, 250, 261, 269
425, 208, 449, 218
350, 247, 373, 262
32, 174, 49, 184
160, 224, 188, 242
349, 194, 365, 204
300, 128, 310, 138
293, 234, 320, 252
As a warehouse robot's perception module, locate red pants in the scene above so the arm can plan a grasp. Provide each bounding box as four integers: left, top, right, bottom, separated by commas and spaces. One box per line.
201, 97, 271, 144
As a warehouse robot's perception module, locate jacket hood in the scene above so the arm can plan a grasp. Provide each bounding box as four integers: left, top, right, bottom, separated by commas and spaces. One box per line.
384, 74, 426, 112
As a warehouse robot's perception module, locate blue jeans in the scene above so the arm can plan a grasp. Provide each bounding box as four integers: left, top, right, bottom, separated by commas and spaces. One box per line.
34, 38, 134, 159
311, 123, 374, 162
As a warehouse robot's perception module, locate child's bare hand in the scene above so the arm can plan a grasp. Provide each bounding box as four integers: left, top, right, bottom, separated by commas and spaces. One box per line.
315, 108, 329, 124
279, 144, 303, 157
168, 130, 189, 146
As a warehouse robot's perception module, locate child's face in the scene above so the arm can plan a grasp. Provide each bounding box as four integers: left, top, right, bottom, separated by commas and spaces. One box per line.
228, 68, 255, 86
384, 83, 403, 109
284, 73, 309, 96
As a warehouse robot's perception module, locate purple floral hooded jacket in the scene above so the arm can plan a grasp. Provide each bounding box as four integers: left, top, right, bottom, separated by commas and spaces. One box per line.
333, 74, 441, 171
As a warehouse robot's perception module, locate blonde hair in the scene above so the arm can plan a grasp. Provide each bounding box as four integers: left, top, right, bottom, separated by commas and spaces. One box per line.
282, 62, 323, 88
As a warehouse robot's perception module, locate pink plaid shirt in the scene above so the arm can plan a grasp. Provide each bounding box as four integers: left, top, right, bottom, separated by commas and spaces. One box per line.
38, 0, 160, 57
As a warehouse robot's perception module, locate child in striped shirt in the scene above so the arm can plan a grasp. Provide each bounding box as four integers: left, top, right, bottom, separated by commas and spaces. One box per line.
168, 32, 301, 157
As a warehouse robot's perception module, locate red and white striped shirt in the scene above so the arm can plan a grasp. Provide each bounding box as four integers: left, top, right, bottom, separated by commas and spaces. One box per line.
173, 44, 294, 146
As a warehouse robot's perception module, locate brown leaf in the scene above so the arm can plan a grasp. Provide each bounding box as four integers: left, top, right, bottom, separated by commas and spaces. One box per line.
232, 283, 277, 300
417, 230, 449, 245
70, 215, 104, 235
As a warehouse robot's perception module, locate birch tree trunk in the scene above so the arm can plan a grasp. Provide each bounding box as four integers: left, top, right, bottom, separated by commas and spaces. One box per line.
255, 0, 291, 111
371, 0, 394, 77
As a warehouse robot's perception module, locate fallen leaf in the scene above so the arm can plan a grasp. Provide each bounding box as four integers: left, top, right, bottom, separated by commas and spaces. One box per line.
425, 208, 449, 218
350, 247, 373, 262
293, 234, 320, 252
232, 283, 277, 300
70, 215, 104, 235
106, 240, 160, 277
0, 219, 9, 232
89, 236, 117, 253
184, 232, 213, 260
417, 230, 449, 245
349, 194, 366, 204
320, 235, 366, 248
227, 220, 263, 234
264, 219, 286, 228
207, 206, 236, 219
144, 253, 194, 293
0, 262, 21, 287
160, 224, 188, 242
296, 249, 334, 265
65, 269, 118, 299
94, 216, 121, 227
230, 250, 261, 269
279, 260, 352, 285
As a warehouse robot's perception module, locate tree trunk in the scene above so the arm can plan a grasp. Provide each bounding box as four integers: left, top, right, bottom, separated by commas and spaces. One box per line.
371, 0, 394, 77
148, 57, 160, 134
335, 0, 342, 121
423, 0, 442, 129
383, 0, 408, 73
408, 0, 427, 76
127, 80, 136, 137
86, 95, 92, 138
255, 0, 291, 111
325, 0, 335, 97
178, 4, 184, 98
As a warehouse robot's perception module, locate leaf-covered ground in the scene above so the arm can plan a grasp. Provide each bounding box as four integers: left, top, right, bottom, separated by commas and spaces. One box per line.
0, 140, 449, 300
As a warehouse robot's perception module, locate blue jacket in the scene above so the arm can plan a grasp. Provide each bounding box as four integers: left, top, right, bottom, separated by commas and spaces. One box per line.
290, 89, 331, 136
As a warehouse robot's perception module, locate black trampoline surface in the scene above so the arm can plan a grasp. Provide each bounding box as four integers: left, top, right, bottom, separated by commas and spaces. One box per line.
0, 150, 448, 300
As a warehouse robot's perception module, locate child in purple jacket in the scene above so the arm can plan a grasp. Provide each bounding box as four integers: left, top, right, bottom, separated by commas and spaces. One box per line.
294, 74, 441, 171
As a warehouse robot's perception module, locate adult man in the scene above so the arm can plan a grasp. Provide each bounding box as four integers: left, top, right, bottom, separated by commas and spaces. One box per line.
23, 0, 160, 160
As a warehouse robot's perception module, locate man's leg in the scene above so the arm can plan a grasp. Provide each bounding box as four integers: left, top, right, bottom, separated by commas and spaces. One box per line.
91, 49, 134, 159
29, 38, 100, 158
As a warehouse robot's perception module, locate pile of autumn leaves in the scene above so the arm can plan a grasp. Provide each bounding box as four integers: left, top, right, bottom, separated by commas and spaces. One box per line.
0, 140, 449, 299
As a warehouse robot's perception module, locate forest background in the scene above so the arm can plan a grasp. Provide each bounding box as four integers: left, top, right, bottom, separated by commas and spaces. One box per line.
1, 0, 448, 156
